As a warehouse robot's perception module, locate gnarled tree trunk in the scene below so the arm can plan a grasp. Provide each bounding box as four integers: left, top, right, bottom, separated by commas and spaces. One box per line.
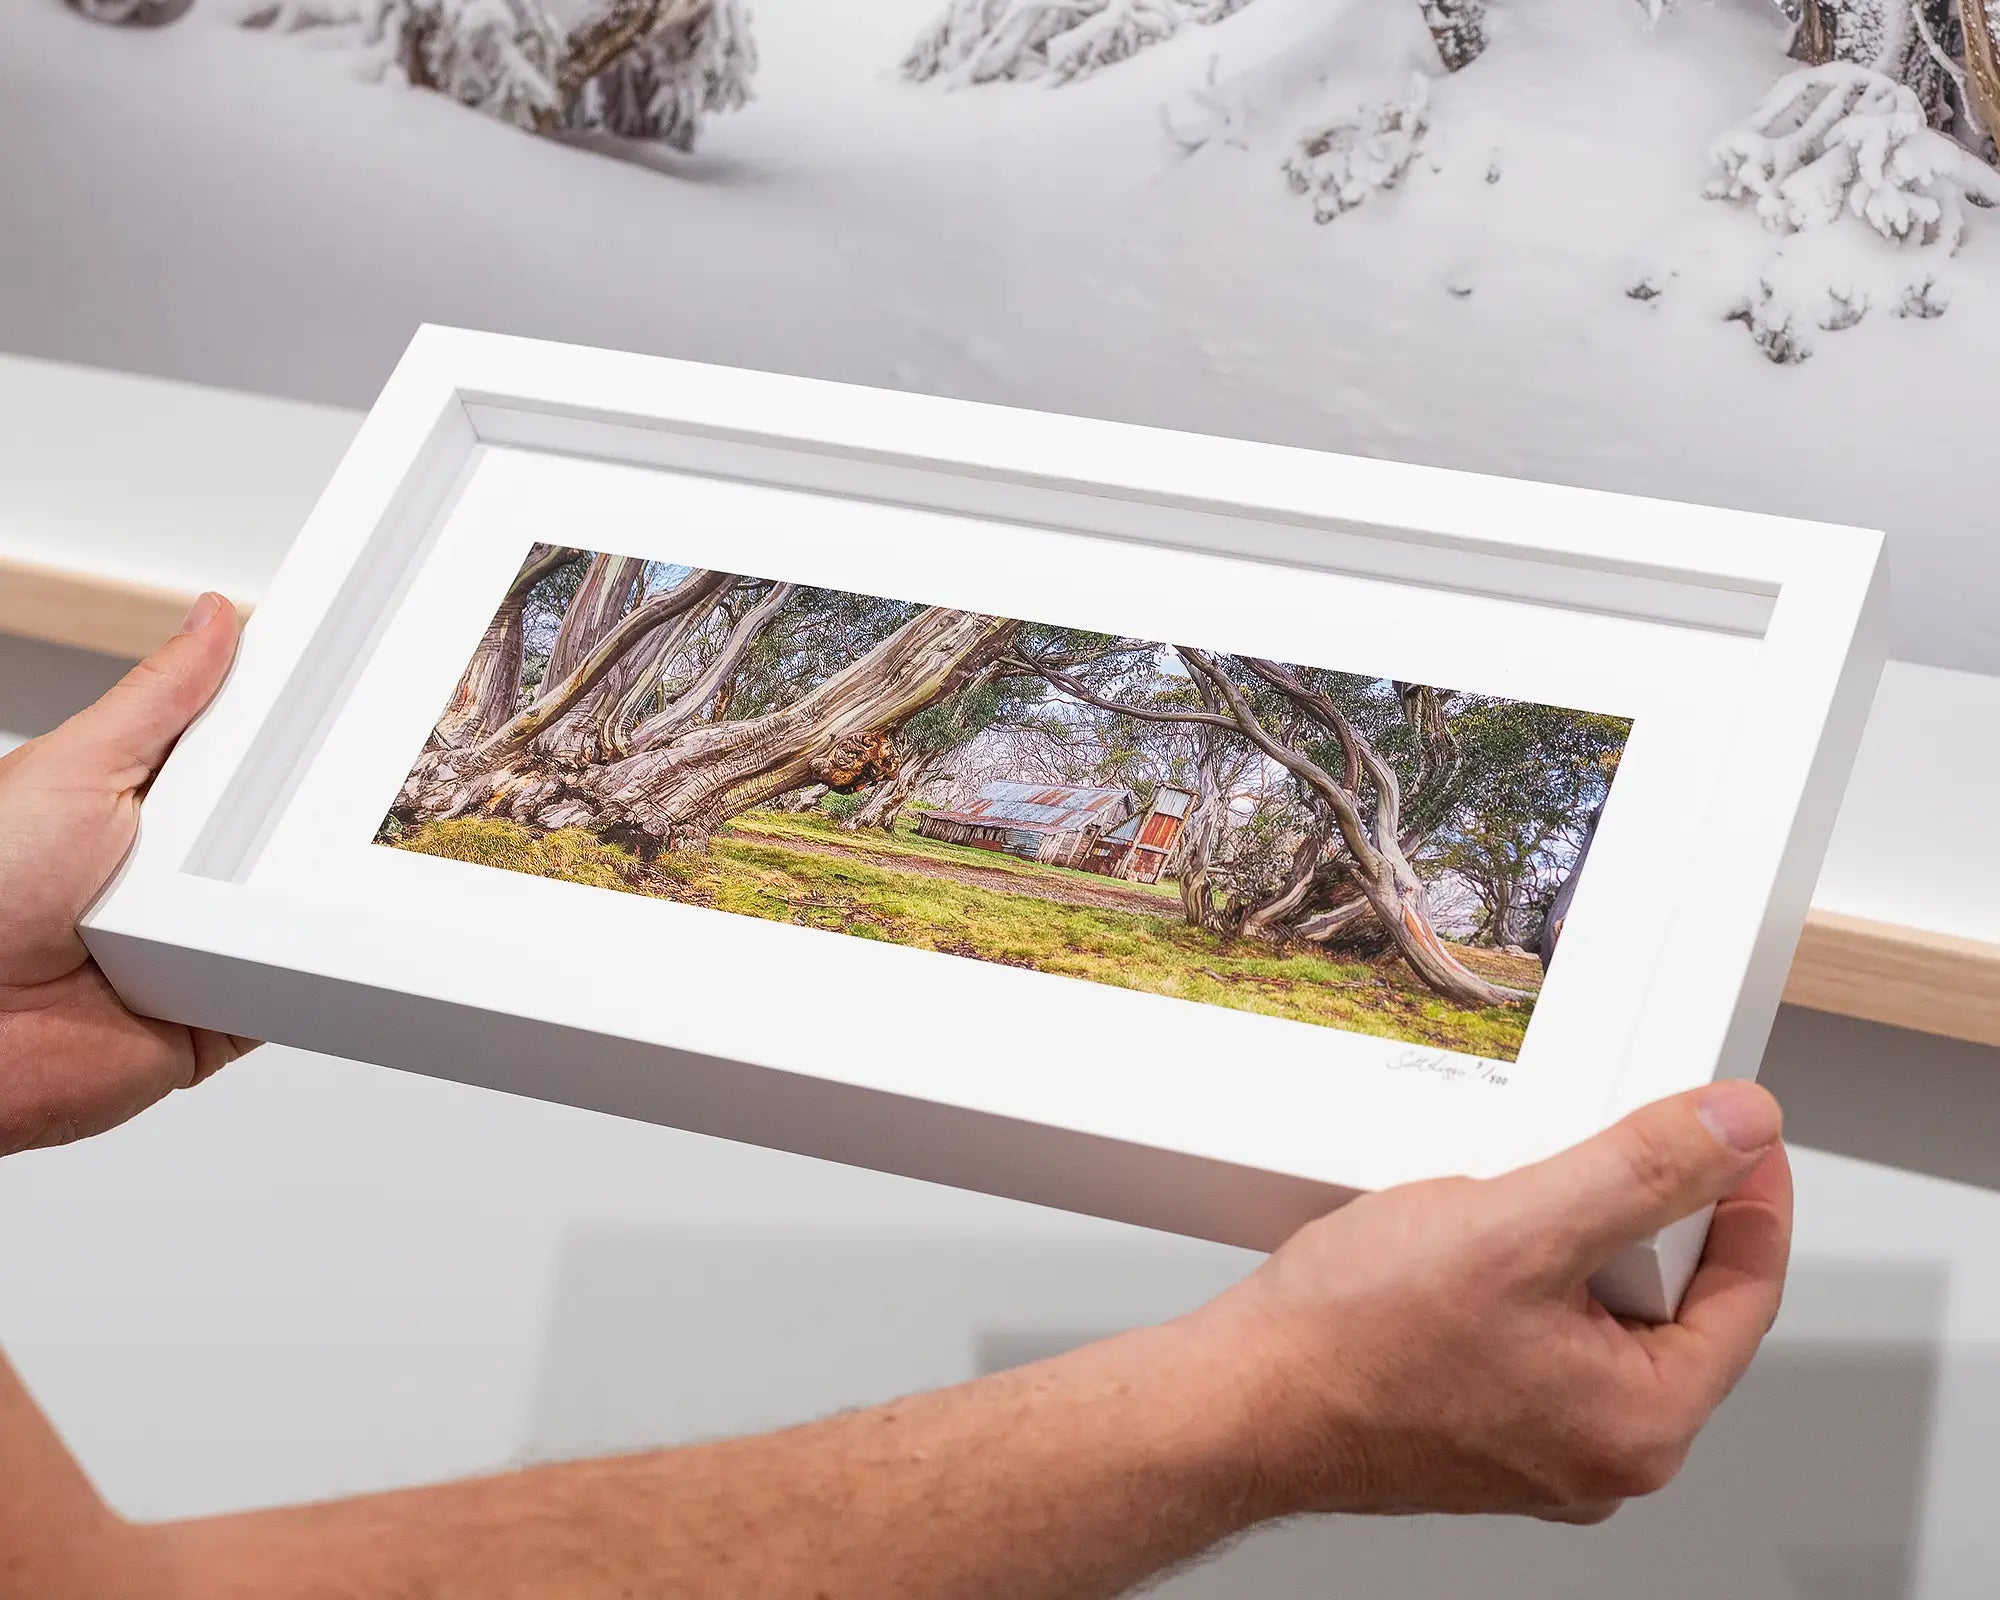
1538, 803, 1602, 972
432, 543, 579, 749
843, 748, 945, 832
1788, 0, 1953, 125
407, 601, 1021, 853
578, 609, 1018, 850
1195, 653, 1516, 1010
1237, 826, 1332, 940
1024, 645, 1516, 1008
1174, 683, 1234, 931
1960, 0, 2000, 139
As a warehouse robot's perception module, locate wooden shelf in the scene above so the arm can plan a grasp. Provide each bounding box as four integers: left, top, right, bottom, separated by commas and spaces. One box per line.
1789, 913, 2000, 1051
0, 553, 227, 660
3, 352, 1995, 1052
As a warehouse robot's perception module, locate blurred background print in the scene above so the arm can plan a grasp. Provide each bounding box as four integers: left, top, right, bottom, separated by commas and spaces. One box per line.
8, 0, 1996, 672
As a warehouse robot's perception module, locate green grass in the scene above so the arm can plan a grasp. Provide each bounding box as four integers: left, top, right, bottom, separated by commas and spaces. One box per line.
391, 816, 694, 896
728, 809, 1184, 899
385, 816, 1536, 1060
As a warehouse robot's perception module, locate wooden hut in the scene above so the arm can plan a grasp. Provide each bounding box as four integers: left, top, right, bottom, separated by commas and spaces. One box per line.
915, 782, 1136, 867
1082, 786, 1196, 884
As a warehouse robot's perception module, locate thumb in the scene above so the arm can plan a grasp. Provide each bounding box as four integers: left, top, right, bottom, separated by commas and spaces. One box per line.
54, 593, 240, 791
1501, 1081, 1784, 1277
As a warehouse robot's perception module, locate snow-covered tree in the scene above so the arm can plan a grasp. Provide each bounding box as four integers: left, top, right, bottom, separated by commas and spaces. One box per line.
64, 0, 181, 21
902, 0, 1187, 87
905, 0, 1490, 88
1419, 0, 1484, 73
1283, 73, 1430, 223
564, 0, 756, 148
220, 0, 756, 146
396, 0, 565, 130
1695, 4, 2000, 357
232, 1, 365, 25
1709, 62, 1999, 248
1788, 1, 1955, 126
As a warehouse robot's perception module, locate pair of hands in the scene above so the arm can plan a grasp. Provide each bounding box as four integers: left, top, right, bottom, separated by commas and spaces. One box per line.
0, 594, 1790, 1527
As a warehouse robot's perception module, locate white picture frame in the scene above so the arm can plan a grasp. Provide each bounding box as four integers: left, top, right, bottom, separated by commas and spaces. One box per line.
80, 326, 1888, 1320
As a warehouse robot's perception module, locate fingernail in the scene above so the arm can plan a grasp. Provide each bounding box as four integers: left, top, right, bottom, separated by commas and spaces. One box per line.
1696, 1083, 1781, 1153
177, 592, 222, 636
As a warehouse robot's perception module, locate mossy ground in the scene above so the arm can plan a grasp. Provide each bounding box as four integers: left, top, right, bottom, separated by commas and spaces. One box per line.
383, 811, 1538, 1059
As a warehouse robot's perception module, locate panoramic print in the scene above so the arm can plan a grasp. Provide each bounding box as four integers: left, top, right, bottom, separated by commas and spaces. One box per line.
379, 546, 1630, 1062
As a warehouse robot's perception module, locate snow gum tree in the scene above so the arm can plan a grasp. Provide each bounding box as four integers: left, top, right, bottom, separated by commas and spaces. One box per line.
1419, 1, 1484, 73
1691, 2, 2000, 356
904, 0, 1485, 86
1007, 648, 1527, 1010
64, 0, 182, 21
396, 551, 1022, 856
84, 0, 765, 148
903, 0, 1192, 86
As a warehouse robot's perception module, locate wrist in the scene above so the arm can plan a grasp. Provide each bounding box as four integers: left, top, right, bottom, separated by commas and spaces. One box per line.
1165, 1290, 1366, 1524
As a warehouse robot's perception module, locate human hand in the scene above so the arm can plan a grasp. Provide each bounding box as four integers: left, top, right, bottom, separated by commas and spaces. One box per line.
1189, 1081, 1789, 1524
0, 593, 255, 1156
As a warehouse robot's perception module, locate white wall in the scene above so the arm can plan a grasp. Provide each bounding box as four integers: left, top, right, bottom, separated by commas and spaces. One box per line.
3, 628, 1997, 1597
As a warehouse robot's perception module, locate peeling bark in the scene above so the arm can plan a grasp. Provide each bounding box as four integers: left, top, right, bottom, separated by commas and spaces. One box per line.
431, 543, 584, 750
1175, 679, 1235, 932
435, 589, 529, 750
842, 747, 945, 831
569, 608, 1018, 850
1237, 825, 1332, 941
397, 566, 734, 816
627, 582, 796, 751
1539, 803, 1602, 971
544, 553, 647, 689
1960, 1, 2000, 139
1222, 655, 1513, 1006
411, 598, 1020, 853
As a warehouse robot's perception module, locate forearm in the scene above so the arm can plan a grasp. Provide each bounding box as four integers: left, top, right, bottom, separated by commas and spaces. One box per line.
149, 1318, 1280, 1600
0, 1352, 166, 1597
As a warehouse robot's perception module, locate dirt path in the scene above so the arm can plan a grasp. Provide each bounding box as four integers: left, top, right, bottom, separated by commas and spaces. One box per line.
727, 827, 1181, 920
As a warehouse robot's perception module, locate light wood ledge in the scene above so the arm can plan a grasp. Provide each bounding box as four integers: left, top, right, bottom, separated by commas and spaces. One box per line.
3, 558, 1995, 1051
1786, 912, 2000, 1050
0, 554, 220, 659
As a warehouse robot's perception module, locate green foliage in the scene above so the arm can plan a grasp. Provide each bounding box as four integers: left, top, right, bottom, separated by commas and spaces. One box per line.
818, 789, 866, 822
1427, 699, 1631, 940
710, 585, 922, 721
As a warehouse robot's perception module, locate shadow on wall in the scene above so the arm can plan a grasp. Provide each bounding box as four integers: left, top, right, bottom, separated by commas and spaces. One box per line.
0, 632, 129, 754
525, 1229, 1944, 1600
1763, 1004, 2000, 1194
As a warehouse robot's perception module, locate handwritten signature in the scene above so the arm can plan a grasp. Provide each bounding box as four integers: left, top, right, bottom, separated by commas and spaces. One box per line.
1384, 1049, 1510, 1088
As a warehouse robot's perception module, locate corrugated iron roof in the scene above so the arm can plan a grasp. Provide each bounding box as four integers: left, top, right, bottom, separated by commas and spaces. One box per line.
1150, 787, 1196, 819
925, 780, 1136, 834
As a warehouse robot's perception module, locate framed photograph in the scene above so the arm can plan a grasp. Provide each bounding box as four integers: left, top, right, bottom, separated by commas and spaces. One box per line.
81, 327, 1887, 1319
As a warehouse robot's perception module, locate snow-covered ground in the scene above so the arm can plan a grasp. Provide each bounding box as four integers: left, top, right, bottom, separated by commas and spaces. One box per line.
4, 0, 1995, 670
